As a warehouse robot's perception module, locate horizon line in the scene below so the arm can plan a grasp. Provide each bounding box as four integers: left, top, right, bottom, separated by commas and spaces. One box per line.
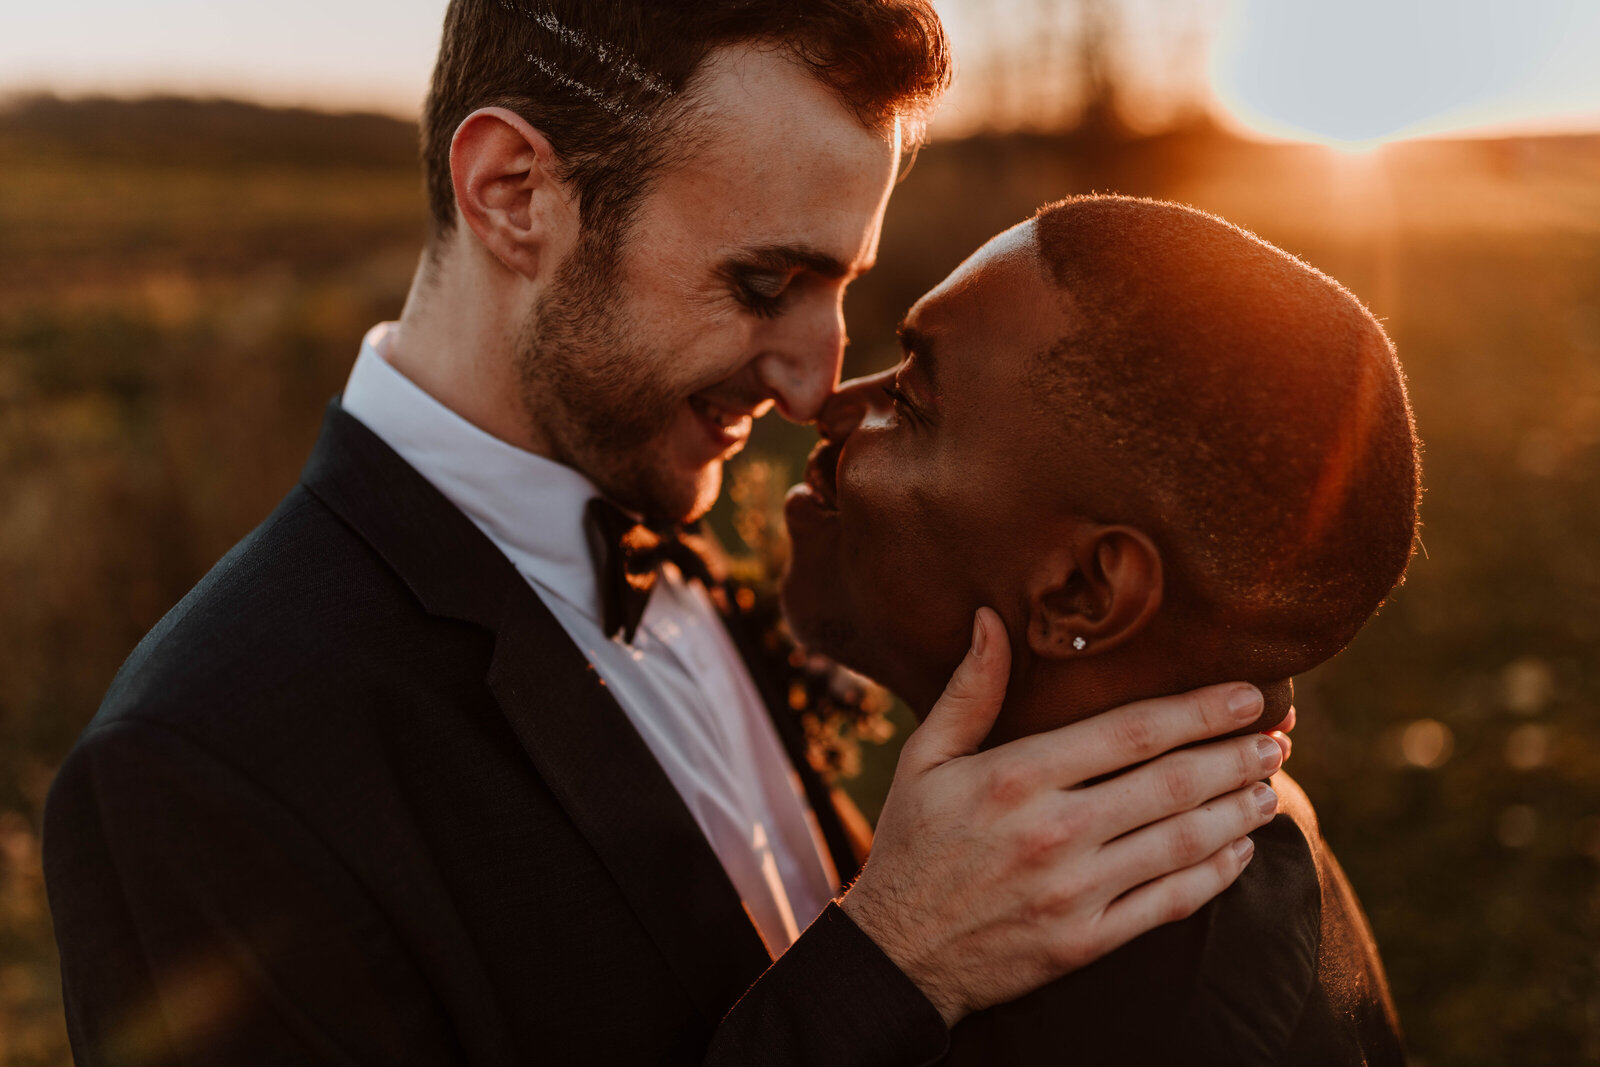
6, 84, 1600, 150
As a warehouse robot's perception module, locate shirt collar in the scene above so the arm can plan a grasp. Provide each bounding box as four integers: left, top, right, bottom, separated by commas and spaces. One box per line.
340, 322, 606, 622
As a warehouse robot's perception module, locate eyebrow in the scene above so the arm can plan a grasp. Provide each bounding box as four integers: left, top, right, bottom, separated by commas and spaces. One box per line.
897, 323, 939, 391
726, 244, 867, 280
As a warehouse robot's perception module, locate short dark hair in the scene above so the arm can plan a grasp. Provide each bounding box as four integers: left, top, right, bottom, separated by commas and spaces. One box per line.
421, 0, 951, 252
1030, 196, 1421, 673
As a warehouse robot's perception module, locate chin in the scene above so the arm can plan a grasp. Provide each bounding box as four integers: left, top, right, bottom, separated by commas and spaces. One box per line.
681, 464, 723, 524
662, 430, 726, 523
777, 570, 818, 648
780, 496, 845, 643
781, 512, 913, 699
780, 571, 883, 684
779, 569, 847, 656
606, 454, 721, 525
781, 567, 952, 719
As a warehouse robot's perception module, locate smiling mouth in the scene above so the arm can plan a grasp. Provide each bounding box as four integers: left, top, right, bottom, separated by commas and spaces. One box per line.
801, 438, 842, 511
688, 394, 754, 431
686, 396, 760, 458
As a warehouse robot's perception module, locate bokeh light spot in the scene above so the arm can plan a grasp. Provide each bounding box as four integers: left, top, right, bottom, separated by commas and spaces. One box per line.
1501, 656, 1555, 715
1504, 724, 1551, 771
1400, 718, 1454, 769
1496, 804, 1539, 849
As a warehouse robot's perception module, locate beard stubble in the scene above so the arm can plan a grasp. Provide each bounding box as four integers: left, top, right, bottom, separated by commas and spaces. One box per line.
516, 235, 708, 521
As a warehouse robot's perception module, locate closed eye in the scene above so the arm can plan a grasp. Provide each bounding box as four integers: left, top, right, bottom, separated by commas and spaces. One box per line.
882, 379, 919, 424
727, 268, 798, 320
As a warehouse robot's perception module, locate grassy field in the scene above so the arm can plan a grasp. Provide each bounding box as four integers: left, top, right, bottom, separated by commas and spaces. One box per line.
1, 97, 1597, 1065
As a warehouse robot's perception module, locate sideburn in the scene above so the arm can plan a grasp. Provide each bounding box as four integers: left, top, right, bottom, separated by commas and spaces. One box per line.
517, 232, 677, 459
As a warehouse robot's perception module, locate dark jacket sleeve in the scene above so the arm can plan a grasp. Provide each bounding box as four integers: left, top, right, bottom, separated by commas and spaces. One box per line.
706, 902, 950, 1067
44, 719, 466, 1067
941, 808, 1322, 1067
47, 718, 949, 1067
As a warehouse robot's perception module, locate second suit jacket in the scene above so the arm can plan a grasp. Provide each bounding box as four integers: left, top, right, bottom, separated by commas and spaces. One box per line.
44, 402, 952, 1066
943, 772, 1406, 1066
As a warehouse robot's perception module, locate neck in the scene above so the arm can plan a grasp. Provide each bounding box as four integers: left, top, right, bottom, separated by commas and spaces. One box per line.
985, 651, 1295, 748
386, 245, 554, 457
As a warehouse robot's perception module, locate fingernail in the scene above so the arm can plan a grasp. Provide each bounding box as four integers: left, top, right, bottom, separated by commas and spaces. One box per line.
971, 612, 987, 659
1256, 735, 1284, 771
1228, 685, 1262, 722
1233, 837, 1255, 864
1253, 784, 1278, 817
1270, 731, 1292, 761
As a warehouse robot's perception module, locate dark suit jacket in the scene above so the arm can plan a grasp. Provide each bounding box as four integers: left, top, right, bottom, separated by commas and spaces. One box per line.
944, 772, 1406, 1066
44, 403, 950, 1066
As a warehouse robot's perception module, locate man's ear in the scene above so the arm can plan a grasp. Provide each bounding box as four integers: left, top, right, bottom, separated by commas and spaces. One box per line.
1025, 524, 1163, 660
448, 107, 576, 280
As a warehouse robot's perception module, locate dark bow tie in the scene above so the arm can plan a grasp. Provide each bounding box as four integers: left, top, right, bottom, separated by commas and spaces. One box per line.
585, 497, 718, 644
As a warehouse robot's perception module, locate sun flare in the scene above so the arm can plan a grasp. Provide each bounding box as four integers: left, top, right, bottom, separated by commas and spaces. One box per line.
1209, 0, 1600, 148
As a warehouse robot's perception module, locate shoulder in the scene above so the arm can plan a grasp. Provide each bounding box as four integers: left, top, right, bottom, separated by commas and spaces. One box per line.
1172, 771, 1323, 1063
947, 776, 1342, 1067
948, 776, 1326, 1065
76, 483, 495, 788
944, 881, 1214, 1064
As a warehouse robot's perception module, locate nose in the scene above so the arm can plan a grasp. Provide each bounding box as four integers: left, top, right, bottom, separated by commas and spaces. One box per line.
753, 294, 848, 423
816, 366, 897, 442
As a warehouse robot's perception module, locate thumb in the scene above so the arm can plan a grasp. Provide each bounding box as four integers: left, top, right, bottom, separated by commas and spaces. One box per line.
903, 608, 1012, 771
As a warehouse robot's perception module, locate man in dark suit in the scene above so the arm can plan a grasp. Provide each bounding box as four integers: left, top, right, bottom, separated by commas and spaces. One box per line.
44, 5, 1291, 1063
783, 197, 1413, 1063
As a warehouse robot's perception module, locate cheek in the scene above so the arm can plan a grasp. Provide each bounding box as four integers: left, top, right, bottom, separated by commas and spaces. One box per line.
837, 443, 932, 559
619, 275, 757, 391
836, 446, 968, 637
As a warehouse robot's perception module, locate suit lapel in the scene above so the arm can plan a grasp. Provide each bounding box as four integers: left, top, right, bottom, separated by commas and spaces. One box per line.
485, 585, 777, 1012
302, 402, 773, 1021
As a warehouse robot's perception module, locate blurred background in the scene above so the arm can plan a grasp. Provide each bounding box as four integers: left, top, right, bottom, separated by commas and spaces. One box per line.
1, 1, 1597, 1063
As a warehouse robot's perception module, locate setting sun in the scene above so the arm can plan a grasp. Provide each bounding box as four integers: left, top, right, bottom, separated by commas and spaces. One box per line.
1210, 0, 1600, 148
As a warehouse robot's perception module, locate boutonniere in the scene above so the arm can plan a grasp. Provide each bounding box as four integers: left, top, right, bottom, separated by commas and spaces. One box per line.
716, 460, 899, 783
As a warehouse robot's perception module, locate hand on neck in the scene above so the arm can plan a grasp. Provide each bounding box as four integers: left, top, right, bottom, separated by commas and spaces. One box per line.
982, 640, 1294, 748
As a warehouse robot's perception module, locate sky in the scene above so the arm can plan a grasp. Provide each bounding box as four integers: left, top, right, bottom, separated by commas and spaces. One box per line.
1210, 0, 1600, 146
2, 0, 450, 114
5, 0, 1600, 147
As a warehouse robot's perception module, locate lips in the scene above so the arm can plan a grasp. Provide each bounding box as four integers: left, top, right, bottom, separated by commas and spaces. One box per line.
801, 438, 842, 512
688, 394, 750, 430
687, 394, 757, 454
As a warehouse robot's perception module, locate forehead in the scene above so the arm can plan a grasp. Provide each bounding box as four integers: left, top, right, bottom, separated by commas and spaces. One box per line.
903, 221, 1067, 384
634, 45, 901, 266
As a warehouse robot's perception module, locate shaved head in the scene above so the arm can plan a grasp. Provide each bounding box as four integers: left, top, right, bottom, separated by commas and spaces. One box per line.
1029, 196, 1420, 675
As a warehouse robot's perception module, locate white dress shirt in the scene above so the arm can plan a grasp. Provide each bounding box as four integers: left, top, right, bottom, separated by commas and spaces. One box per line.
340, 323, 837, 953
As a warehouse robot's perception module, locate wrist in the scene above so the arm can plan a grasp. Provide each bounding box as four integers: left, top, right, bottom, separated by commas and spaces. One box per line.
839, 883, 965, 1027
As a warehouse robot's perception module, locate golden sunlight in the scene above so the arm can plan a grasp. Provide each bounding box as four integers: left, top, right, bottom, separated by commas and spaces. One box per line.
1210, 0, 1600, 148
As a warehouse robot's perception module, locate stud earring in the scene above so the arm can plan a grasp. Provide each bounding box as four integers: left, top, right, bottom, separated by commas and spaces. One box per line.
1072, 636, 1087, 651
